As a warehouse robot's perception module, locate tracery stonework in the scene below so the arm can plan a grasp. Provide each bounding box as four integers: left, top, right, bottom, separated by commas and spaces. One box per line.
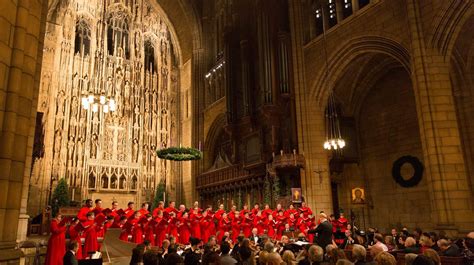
29, 0, 180, 214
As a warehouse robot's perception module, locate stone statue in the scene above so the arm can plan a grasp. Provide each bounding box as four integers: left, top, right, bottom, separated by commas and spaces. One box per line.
90, 134, 98, 158
132, 138, 139, 162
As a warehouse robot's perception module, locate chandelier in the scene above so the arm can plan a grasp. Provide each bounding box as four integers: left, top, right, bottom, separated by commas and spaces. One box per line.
324, 92, 345, 150
81, 93, 116, 113
321, 7, 345, 151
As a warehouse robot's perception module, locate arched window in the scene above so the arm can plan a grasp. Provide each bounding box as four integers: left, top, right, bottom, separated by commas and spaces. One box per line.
144, 41, 155, 72
74, 20, 91, 54
131, 175, 137, 190
119, 176, 126, 189
88, 173, 96, 189
313, 3, 324, 37
107, 15, 130, 58
111, 174, 118, 189
101, 175, 109, 189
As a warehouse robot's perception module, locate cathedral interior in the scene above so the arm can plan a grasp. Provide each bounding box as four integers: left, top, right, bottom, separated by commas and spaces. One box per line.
0, 0, 473, 263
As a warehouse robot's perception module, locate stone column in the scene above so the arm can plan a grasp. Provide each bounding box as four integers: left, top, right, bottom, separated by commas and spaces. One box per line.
288, 0, 333, 214
407, 0, 474, 234
0, 0, 47, 263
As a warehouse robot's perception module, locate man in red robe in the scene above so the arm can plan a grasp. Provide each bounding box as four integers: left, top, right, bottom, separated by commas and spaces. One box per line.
217, 213, 231, 242
262, 204, 273, 219
200, 211, 212, 243
193, 201, 202, 213
178, 212, 191, 244
152, 201, 165, 218
231, 211, 241, 242
154, 211, 168, 247
118, 216, 130, 242
228, 205, 237, 220
241, 212, 253, 238
68, 218, 83, 260
167, 212, 179, 240
240, 204, 250, 218
299, 202, 313, 217
214, 204, 225, 220
92, 199, 103, 216
82, 212, 99, 258
164, 201, 178, 217
189, 208, 202, 239
275, 211, 287, 240
45, 213, 68, 265
273, 204, 284, 218
138, 202, 150, 216
285, 204, 298, 218
125, 201, 135, 218
251, 203, 260, 217
77, 199, 93, 222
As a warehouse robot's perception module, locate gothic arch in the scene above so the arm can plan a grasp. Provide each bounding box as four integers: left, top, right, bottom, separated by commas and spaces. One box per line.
310, 36, 411, 108
430, 0, 473, 58
204, 113, 227, 170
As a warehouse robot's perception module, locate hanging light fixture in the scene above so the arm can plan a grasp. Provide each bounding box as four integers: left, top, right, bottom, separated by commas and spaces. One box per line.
321, 3, 345, 151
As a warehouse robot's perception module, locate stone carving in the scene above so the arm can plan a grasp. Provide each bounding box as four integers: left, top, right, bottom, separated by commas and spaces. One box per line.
32, 0, 179, 210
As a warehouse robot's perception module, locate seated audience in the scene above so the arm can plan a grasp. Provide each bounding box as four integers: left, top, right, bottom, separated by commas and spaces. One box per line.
437, 239, 462, 257
374, 252, 396, 265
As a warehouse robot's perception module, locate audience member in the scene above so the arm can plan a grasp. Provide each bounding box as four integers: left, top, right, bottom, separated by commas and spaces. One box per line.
422, 249, 440, 265
63, 241, 79, 265
282, 250, 297, 265
221, 241, 238, 265
403, 237, 419, 254
351, 244, 375, 265
412, 255, 435, 265
374, 252, 396, 265
437, 239, 462, 257
404, 253, 418, 265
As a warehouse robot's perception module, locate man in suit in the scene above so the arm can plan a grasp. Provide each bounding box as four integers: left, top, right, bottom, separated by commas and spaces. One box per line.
307, 213, 333, 250
63, 240, 79, 265
249, 228, 261, 245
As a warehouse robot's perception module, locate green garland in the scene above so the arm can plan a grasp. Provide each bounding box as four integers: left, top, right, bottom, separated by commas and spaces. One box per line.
156, 146, 202, 161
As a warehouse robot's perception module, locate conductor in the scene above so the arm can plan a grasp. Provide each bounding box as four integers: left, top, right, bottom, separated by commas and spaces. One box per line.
307, 213, 333, 250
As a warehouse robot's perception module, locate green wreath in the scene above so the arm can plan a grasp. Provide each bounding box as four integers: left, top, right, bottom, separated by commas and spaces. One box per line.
156, 147, 202, 161
392, 155, 424, 188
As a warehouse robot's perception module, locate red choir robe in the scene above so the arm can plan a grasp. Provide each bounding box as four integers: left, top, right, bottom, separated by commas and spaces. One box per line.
139, 208, 150, 216
262, 209, 273, 219
240, 209, 250, 218
207, 211, 217, 236
112, 209, 125, 228
119, 220, 130, 242
167, 216, 179, 239
253, 215, 265, 235
299, 206, 313, 218
228, 210, 237, 221
306, 217, 316, 242
285, 209, 298, 218
92, 207, 104, 216
130, 217, 144, 244
288, 216, 297, 230
44, 219, 67, 265
214, 209, 226, 220
251, 208, 260, 217
272, 209, 284, 218
152, 206, 164, 218
296, 217, 309, 235
241, 217, 253, 237
68, 223, 83, 260
189, 213, 202, 239
217, 217, 231, 242
263, 219, 276, 239
81, 220, 99, 257
144, 218, 156, 245
231, 216, 241, 242
275, 215, 287, 240
77, 206, 92, 222
178, 218, 191, 244
199, 216, 212, 243
124, 207, 135, 219
154, 217, 168, 247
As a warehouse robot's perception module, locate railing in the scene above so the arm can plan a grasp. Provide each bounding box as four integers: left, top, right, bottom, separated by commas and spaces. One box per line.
197, 165, 248, 189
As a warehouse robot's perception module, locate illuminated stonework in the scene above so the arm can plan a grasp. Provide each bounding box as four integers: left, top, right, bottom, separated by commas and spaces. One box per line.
29, 0, 180, 213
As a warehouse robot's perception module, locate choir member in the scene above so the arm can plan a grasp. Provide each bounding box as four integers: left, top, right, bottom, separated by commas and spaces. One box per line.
164, 201, 177, 216
130, 211, 143, 244
125, 201, 135, 218
214, 204, 226, 220
217, 213, 231, 242
82, 212, 100, 257
228, 205, 237, 220
262, 204, 273, 219
193, 201, 202, 213
273, 204, 284, 218
167, 212, 179, 239
241, 212, 253, 238
177, 204, 186, 218
77, 199, 93, 222
299, 202, 312, 217
154, 211, 168, 247
178, 212, 191, 244
143, 214, 155, 245
200, 211, 212, 243
265, 214, 276, 239
138, 202, 150, 216
44, 213, 68, 265
68, 218, 83, 260
240, 204, 250, 218
231, 210, 241, 242
276, 211, 287, 240
190, 208, 202, 239
92, 199, 103, 216
118, 216, 129, 241
296, 212, 308, 236
152, 201, 164, 218
253, 211, 264, 235
251, 203, 260, 216
285, 204, 298, 218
